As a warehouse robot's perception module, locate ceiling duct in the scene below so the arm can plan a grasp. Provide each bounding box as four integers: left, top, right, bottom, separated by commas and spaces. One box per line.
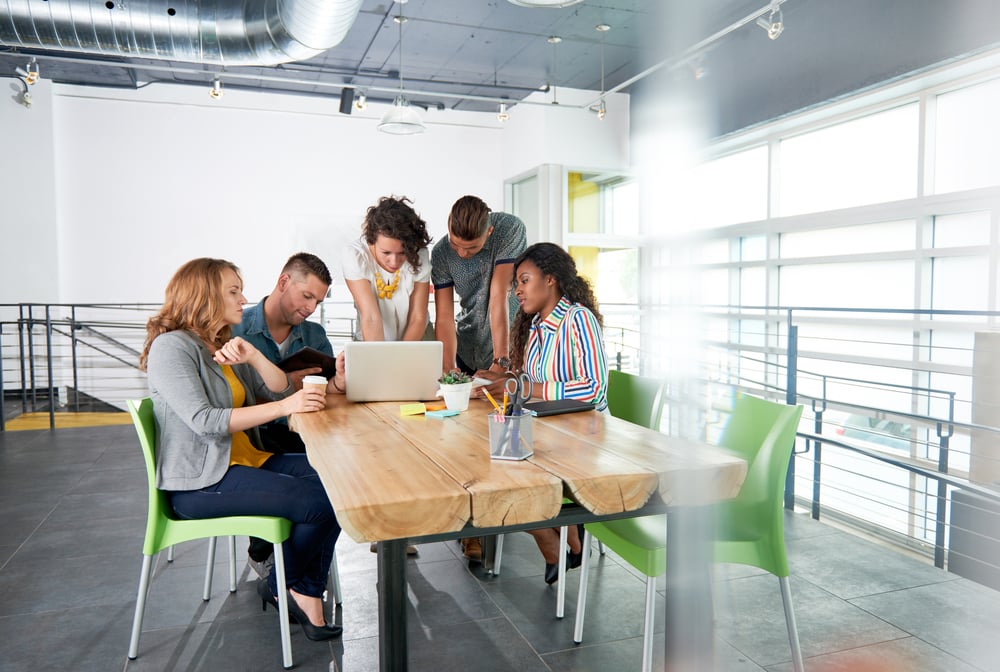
0, 0, 364, 66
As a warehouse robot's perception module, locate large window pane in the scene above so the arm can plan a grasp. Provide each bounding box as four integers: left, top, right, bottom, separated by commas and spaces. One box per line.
678, 146, 768, 230
781, 220, 915, 258
935, 77, 1000, 193
780, 261, 914, 307
932, 257, 988, 311
779, 104, 919, 216
932, 211, 991, 248
606, 180, 639, 236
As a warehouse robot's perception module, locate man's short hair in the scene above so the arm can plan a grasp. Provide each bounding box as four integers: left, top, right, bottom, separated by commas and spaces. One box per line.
282, 252, 332, 286
448, 195, 491, 240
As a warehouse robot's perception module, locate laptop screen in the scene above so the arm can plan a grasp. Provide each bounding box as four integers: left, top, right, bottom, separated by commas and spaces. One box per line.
343, 341, 443, 402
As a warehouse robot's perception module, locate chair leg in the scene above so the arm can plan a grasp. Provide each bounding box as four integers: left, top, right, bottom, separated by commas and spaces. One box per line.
641, 576, 656, 672
127, 554, 154, 659
203, 537, 217, 600
597, 540, 605, 556
492, 533, 505, 576
228, 536, 237, 592
274, 542, 293, 669
166, 545, 174, 562
779, 576, 804, 672
573, 529, 593, 643
556, 525, 568, 618
330, 549, 343, 606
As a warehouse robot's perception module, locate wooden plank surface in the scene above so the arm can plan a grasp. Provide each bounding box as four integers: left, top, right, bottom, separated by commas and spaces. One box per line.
290, 397, 470, 543
541, 411, 748, 506
366, 400, 564, 528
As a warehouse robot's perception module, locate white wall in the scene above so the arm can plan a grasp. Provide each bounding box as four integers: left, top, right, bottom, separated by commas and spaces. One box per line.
0, 77, 59, 303
2, 80, 630, 304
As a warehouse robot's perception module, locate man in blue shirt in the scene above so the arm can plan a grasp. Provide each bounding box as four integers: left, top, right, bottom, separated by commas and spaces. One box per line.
233, 252, 337, 455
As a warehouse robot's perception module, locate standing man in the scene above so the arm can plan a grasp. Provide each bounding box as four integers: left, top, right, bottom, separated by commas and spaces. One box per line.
431, 196, 526, 562
233, 252, 344, 455
432, 195, 527, 376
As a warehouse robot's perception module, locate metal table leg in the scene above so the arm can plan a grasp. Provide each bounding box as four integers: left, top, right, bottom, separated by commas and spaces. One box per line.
664, 506, 715, 672
377, 539, 408, 672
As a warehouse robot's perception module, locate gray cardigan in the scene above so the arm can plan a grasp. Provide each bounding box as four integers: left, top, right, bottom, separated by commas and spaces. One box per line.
146, 330, 292, 491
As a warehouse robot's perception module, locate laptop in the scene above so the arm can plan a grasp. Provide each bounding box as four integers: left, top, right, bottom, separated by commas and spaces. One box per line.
343, 341, 443, 402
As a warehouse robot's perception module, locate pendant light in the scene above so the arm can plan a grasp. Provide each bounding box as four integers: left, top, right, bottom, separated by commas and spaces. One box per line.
378, 0, 426, 135
590, 24, 610, 120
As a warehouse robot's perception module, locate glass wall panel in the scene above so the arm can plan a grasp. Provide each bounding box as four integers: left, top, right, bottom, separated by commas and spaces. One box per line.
606, 180, 639, 236
678, 146, 768, 230
932, 211, 991, 248
779, 104, 919, 216
781, 220, 915, 258
932, 257, 989, 310
567, 172, 599, 234
934, 76, 1000, 193
780, 260, 914, 307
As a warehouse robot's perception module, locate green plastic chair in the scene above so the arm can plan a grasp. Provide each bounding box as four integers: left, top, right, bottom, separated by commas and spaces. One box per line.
573, 394, 805, 672
126, 398, 296, 669
607, 369, 664, 430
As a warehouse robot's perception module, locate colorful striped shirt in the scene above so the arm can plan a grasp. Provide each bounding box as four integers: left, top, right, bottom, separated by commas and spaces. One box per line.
522, 296, 608, 411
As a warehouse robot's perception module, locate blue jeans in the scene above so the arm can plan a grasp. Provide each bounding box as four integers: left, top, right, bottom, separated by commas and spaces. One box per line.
169, 454, 340, 599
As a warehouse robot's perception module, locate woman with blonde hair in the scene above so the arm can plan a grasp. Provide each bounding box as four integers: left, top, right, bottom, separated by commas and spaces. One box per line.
140, 257, 342, 641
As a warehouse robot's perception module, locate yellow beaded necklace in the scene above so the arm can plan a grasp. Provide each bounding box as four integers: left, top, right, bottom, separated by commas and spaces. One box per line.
374, 269, 401, 299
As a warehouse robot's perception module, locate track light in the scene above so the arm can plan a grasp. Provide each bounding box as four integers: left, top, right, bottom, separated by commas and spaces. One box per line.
756, 4, 783, 40
355, 92, 367, 111
379, 0, 425, 134
497, 102, 509, 122
15, 58, 39, 85
594, 24, 609, 121
339, 86, 355, 115
209, 78, 223, 99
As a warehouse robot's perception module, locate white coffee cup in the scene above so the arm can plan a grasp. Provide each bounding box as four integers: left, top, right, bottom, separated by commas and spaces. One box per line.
302, 375, 327, 394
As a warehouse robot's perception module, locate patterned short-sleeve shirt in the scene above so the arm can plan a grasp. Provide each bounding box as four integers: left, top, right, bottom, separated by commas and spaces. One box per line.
431, 211, 527, 370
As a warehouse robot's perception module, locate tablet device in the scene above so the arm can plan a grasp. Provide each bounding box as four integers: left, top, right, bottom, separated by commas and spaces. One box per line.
522, 398, 596, 417
277, 346, 338, 379
344, 341, 443, 402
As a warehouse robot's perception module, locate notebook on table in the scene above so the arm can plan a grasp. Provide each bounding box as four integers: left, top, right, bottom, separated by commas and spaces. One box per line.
343, 341, 443, 402
522, 398, 596, 417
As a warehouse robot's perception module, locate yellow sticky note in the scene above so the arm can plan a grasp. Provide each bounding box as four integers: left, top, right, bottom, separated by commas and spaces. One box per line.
399, 403, 426, 416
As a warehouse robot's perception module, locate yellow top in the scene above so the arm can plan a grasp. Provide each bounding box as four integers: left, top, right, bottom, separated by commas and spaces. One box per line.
221, 364, 273, 468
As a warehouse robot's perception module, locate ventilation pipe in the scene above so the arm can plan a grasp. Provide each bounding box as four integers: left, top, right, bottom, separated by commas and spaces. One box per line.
0, 0, 364, 65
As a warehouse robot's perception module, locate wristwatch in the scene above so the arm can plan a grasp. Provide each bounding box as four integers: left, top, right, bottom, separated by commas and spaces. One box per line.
492, 356, 511, 369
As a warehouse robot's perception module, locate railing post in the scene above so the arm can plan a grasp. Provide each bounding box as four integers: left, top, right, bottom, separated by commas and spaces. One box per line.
785, 316, 798, 511
811, 380, 826, 520
933, 394, 955, 569
27, 305, 37, 411
71, 305, 80, 411
45, 305, 55, 430
0, 321, 5, 432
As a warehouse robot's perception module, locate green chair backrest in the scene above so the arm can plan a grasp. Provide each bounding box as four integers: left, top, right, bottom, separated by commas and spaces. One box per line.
714, 394, 803, 577
128, 398, 175, 556
606, 370, 664, 430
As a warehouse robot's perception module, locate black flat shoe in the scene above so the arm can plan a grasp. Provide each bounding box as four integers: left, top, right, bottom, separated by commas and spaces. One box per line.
285, 590, 343, 641
544, 561, 559, 584
567, 548, 583, 570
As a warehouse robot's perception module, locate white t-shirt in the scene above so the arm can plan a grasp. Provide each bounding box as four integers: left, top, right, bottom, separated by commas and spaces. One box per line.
341, 237, 432, 341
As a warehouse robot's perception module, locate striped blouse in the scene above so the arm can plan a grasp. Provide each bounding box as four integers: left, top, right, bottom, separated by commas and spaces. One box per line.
522, 296, 608, 411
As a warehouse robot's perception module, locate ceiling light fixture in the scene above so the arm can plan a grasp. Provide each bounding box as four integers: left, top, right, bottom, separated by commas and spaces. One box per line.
756, 3, 784, 40
209, 77, 223, 99
497, 102, 509, 122
355, 92, 367, 110
13, 77, 32, 107
15, 57, 39, 85
339, 86, 355, 114
378, 0, 425, 135
507, 0, 584, 7
589, 24, 610, 121
548, 35, 561, 105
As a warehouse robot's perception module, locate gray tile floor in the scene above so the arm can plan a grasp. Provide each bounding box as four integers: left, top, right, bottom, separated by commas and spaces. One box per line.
1, 423, 998, 672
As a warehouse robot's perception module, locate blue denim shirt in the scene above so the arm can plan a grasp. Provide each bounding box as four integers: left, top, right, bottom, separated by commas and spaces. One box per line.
233, 296, 333, 424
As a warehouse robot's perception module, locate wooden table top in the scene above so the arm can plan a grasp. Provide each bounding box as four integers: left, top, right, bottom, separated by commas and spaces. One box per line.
290, 396, 747, 543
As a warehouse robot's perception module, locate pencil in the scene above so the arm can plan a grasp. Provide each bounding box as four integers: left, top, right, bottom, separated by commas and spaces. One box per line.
502, 391, 508, 416
483, 389, 502, 414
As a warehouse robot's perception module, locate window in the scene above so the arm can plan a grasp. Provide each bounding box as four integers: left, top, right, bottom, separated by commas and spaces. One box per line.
934, 77, 1000, 193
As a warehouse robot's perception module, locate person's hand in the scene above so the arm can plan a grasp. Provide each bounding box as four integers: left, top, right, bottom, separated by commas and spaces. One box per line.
470, 369, 505, 398
288, 367, 324, 391
214, 336, 261, 367
282, 387, 326, 415
328, 351, 347, 394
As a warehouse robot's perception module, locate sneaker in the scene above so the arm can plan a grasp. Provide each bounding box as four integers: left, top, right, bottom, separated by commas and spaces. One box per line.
460, 537, 483, 561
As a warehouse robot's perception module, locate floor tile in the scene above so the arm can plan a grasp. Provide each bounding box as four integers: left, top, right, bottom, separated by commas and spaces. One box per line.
765, 635, 983, 672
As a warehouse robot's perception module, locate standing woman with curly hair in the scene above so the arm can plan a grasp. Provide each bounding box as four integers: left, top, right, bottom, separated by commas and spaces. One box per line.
342, 195, 433, 342
140, 258, 343, 641
504, 242, 609, 582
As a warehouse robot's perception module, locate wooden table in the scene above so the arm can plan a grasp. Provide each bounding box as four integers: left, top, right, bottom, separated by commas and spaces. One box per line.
291, 397, 747, 672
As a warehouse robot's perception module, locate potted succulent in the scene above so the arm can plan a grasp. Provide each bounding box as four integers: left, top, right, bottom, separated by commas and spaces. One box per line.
436, 369, 474, 411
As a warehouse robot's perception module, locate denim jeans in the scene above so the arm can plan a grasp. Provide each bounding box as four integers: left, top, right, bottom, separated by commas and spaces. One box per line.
169, 454, 339, 598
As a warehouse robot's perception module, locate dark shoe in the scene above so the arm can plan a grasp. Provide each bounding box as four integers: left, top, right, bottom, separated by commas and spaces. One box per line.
248, 537, 273, 563
567, 549, 583, 570
544, 561, 559, 584
285, 590, 343, 641
257, 578, 278, 611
